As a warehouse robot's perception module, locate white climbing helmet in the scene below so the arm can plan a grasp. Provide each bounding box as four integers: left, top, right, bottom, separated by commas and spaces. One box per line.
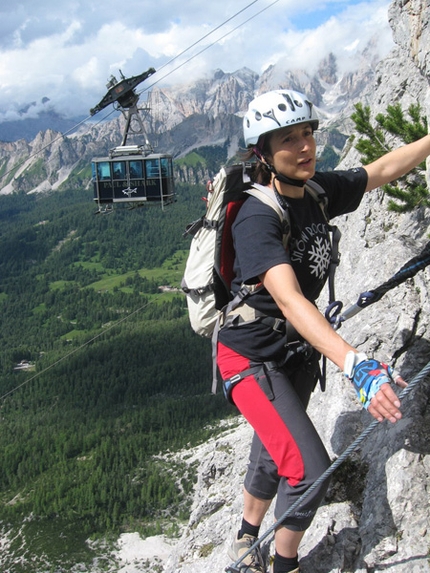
243, 89, 319, 148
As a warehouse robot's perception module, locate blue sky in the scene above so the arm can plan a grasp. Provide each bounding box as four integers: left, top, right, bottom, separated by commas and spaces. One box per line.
0, 0, 394, 122
289, 0, 370, 29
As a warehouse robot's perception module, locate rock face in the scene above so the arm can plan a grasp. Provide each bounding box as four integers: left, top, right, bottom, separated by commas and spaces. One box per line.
157, 1, 430, 571
389, 0, 430, 80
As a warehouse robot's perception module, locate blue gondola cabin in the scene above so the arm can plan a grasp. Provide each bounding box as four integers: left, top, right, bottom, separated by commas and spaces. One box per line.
91, 145, 175, 208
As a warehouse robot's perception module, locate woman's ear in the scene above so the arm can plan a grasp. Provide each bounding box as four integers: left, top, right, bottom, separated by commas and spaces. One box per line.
261, 153, 275, 172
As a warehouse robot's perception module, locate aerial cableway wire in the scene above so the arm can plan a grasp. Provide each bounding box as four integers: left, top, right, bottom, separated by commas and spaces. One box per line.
0, 296, 159, 402
0, 114, 94, 182
1, 0, 282, 402
138, 0, 282, 95
146, 0, 261, 78
0, 0, 275, 182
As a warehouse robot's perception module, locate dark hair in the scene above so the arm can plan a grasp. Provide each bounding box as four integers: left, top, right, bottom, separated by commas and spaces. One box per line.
239, 134, 273, 186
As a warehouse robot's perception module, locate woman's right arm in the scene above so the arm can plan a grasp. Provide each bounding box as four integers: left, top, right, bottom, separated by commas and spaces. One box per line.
261, 262, 352, 368
260, 262, 403, 423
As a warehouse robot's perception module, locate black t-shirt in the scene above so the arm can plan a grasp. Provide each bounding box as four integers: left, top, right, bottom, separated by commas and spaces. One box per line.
218, 167, 368, 362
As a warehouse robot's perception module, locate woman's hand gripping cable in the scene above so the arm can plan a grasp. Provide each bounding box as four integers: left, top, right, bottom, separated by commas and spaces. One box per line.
344, 351, 407, 422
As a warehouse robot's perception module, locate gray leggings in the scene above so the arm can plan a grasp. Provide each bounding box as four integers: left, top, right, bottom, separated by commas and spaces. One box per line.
228, 351, 331, 531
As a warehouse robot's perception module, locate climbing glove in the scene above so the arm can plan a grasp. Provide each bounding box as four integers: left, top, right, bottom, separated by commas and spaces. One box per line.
344, 351, 394, 409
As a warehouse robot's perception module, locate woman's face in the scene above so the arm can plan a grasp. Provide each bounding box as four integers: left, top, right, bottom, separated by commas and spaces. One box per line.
265, 123, 316, 182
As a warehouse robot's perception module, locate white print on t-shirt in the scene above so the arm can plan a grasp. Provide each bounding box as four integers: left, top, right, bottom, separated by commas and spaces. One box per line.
308, 236, 331, 279
290, 223, 331, 280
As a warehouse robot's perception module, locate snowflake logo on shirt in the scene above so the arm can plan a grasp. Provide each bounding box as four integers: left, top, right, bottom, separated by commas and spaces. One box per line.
308, 236, 331, 279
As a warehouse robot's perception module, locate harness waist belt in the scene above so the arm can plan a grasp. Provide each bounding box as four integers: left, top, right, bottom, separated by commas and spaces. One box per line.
224, 304, 302, 341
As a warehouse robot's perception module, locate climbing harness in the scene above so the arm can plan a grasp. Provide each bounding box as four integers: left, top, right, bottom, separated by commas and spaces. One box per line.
225, 358, 430, 573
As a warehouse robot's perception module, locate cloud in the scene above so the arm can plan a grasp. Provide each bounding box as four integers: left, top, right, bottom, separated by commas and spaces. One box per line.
261, 0, 394, 75
0, 0, 394, 121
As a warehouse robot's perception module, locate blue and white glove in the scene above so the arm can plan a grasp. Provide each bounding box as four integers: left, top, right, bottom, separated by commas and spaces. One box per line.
344, 351, 394, 409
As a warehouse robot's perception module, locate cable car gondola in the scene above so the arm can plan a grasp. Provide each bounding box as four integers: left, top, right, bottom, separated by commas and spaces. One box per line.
92, 145, 175, 209
90, 68, 176, 211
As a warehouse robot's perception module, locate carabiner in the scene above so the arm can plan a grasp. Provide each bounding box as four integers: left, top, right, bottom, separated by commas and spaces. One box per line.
325, 300, 344, 330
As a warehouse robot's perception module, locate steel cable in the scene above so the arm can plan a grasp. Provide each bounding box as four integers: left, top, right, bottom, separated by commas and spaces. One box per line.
226, 358, 430, 573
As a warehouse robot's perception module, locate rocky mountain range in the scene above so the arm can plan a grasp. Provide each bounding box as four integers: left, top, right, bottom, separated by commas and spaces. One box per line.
0, 0, 429, 571
0, 31, 387, 195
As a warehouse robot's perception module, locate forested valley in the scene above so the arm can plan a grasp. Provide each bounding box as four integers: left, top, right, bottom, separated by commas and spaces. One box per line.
0, 179, 236, 567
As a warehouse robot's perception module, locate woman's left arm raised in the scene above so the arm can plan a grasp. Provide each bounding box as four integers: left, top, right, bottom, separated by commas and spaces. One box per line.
365, 133, 430, 192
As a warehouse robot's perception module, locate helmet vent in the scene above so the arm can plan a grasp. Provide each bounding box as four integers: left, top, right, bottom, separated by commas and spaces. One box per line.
243, 89, 319, 147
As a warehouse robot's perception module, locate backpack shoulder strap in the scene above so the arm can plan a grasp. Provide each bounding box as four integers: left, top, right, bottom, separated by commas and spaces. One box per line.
305, 178, 342, 392
245, 184, 292, 249
304, 178, 330, 221
245, 184, 284, 221
305, 178, 341, 306
247, 179, 330, 225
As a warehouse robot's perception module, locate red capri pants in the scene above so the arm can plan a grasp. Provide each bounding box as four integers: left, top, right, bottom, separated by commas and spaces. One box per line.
217, 342, 331, 531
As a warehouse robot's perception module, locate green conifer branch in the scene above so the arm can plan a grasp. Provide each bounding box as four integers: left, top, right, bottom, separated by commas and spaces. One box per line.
351, 102, 429, 212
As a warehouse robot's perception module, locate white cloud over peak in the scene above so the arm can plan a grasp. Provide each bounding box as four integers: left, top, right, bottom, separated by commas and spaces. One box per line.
0, 0, 394, 122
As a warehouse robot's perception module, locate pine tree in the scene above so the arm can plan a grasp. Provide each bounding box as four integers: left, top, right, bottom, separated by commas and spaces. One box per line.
351, 102, 429, 212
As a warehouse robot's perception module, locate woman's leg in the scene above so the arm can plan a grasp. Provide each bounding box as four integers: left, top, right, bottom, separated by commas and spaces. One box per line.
217, 344, 330, 563
243, 487, 273, 526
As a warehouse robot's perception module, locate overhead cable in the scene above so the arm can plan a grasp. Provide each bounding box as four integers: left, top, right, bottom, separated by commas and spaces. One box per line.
0, 0, 273, 182
141, 0, 281, 93
0, 297, 158, 402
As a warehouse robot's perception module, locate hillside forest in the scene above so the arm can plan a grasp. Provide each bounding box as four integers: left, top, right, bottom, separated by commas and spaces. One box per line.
0, 172, 240, 570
